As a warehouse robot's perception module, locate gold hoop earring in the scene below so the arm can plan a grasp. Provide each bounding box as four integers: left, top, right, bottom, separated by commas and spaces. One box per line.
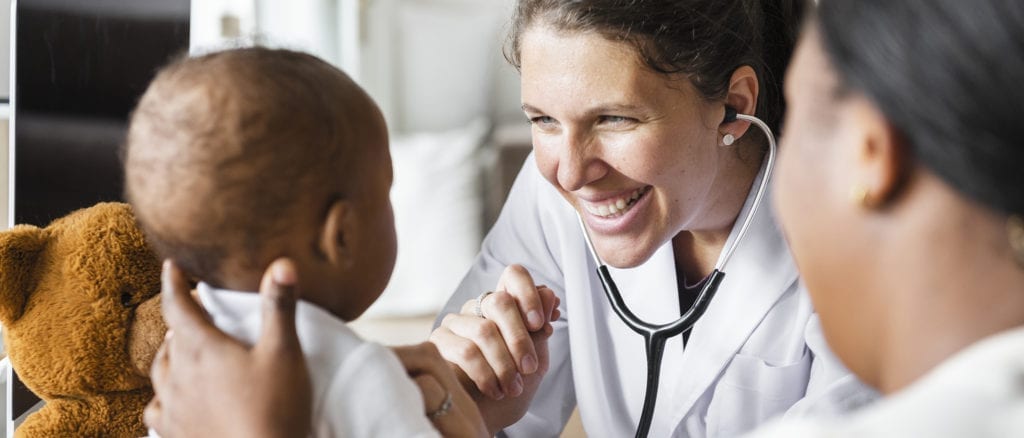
1008, 215, 1024, 267
850, 185, 872, 208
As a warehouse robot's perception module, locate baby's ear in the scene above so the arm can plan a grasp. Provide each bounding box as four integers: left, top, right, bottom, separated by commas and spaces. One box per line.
0, 225, 47, 324
319, 199, 355, 267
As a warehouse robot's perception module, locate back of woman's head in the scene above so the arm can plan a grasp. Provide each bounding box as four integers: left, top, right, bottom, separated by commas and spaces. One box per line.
818, 0, 1024, 216
507, 0, 809, 135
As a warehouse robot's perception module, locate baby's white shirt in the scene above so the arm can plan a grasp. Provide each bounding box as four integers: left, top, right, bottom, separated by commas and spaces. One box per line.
187, 283, 440, 438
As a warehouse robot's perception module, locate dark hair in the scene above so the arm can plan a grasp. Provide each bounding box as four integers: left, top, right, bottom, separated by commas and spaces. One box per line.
506, 0, 809, 135
125, 48, 378, 286
818, 0, 1024, 216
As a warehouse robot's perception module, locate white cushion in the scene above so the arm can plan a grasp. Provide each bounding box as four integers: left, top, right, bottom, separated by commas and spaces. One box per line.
363, 119, 490, 317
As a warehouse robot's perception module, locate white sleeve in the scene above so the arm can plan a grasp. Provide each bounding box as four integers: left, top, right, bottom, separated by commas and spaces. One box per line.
318, 343, 441, 438
436, 155, 576, 437
783, 312, 879, 419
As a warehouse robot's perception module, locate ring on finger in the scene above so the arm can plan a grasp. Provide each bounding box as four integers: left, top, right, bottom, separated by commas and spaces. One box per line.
473, 291, 495, 319
428, 392, 453, 420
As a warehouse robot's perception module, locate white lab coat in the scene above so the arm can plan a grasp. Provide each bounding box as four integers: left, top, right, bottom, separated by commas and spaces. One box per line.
438, 155, 877, 437
747, 326, 1024, 438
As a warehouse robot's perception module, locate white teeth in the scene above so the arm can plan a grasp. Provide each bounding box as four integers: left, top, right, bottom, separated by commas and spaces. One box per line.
581, 186, 650, 219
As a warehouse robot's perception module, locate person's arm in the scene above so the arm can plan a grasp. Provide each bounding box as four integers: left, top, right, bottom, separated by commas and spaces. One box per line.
145, 258, 312, 438
431, 156, 576, 436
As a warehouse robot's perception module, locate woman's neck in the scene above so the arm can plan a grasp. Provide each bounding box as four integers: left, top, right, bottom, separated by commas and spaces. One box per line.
673, 147, 764, 280
871, 187, 1024, 394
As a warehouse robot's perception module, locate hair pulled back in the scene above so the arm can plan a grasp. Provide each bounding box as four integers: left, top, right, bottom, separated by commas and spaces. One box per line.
507, 0, 809, 135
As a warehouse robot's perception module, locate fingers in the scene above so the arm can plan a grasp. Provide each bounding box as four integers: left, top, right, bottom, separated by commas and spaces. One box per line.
429, 324, 507, 400
395, 345, 457, 414
150, 339, 170, 389
160, 260, 209, 333
479, 291, 539, 376
161, 260, 229, 347
395, 344, 488, 437
413, 374, 446, 415
394, 343, 463, 392
256, 258, 302, 355
496, 265, 546, 331
143, 397, 162, 434
537, 286, 561, 323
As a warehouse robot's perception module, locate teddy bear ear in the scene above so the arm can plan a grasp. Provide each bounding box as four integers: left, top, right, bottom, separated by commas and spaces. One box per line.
0, 225, 47, 324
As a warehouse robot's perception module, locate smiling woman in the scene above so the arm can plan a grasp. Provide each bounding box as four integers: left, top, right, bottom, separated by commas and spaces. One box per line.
428, 1, 879, 437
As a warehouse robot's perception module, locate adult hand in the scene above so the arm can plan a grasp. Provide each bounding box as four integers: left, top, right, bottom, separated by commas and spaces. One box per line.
393, 343, 489, 438
144, 259, 313, 438
429, 265, 560, 433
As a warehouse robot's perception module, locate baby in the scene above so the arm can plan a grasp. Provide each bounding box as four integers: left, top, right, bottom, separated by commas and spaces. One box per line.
124, 48, 438, 437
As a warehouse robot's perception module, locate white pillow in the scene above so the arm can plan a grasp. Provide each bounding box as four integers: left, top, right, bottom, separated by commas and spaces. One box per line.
362, 119, 490, 317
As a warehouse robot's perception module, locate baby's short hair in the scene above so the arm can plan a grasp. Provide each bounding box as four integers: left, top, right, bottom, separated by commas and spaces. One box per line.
125, 48, 382, 286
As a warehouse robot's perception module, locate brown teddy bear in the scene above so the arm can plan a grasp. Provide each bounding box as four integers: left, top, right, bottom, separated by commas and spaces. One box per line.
0, 202, 166, 437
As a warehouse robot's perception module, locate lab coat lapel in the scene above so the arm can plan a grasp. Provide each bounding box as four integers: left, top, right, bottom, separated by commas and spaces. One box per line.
667, 183, 799, 426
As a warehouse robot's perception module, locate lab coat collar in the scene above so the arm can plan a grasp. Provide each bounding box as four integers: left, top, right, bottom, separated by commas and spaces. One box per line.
597, 166, 799, 432
667, 173, 799, 426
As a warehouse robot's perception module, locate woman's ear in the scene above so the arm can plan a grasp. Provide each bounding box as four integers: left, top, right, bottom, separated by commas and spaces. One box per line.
848, 96, 909, 208
721, 65, 760, 137
319, 199, 356, 269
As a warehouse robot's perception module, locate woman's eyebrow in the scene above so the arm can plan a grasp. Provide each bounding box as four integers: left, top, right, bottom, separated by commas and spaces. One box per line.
521, 102, 645, 114
521, 103, 544, 113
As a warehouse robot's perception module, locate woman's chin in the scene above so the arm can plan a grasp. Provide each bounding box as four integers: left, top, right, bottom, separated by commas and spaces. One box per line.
598, 243, 660, 269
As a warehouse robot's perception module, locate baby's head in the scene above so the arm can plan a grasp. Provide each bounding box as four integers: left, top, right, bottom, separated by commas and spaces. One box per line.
125, 48, 395, 321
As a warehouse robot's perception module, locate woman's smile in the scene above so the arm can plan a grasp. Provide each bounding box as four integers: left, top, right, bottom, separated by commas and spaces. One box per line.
576, 185, 655, 235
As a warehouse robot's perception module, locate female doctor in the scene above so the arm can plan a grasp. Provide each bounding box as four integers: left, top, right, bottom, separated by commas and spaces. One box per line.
144, 1, 876, 437
426, 0, 873, 436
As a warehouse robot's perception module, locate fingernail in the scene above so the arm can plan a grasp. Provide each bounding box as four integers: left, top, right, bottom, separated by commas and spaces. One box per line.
271, 261, 296, 285
511, 374, 524, 397
164, 329, 174, 341
527, 310, 543, 328
491, 389, 505, 400
522, 354, 538, 374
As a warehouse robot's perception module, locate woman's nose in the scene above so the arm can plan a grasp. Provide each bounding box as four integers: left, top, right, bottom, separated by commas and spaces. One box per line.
556, 131, 607, 192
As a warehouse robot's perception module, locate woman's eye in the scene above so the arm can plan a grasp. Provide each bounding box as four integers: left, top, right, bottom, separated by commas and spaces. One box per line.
529, 116, 557, 127
599, 115, 634, 125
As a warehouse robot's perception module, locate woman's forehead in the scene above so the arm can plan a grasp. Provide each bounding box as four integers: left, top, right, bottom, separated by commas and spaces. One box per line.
519, 27, 699, 114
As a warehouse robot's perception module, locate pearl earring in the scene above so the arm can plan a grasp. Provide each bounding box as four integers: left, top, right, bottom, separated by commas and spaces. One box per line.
722, 133, 735, 146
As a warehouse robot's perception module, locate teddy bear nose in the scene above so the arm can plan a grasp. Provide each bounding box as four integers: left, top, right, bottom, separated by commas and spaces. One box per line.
120, 291, 134, 307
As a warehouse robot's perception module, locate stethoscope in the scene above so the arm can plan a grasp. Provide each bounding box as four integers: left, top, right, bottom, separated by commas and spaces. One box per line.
575, 107, 777, 438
